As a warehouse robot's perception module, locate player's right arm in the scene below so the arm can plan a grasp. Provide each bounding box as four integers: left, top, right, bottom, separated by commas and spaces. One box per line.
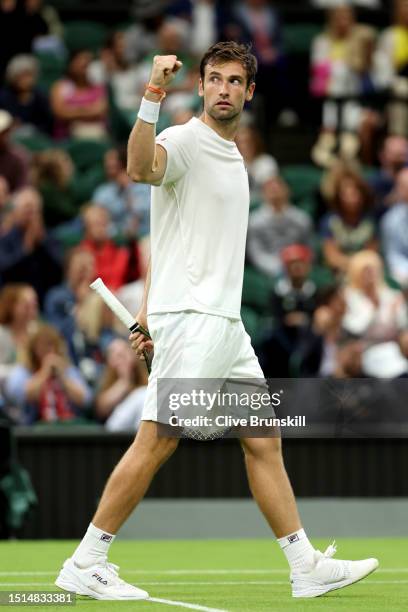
127, 55, 182, 186
129, 259, 153, 358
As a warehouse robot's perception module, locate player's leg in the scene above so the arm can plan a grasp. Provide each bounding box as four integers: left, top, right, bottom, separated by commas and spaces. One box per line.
92, 420, 178, 533
240, 434, 378, 597
55, 421, 178, 600
240, 435, 301, 538
231, 321, 378, 597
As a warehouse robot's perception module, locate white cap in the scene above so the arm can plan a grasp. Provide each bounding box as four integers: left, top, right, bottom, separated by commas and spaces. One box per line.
0, 110, 13, 133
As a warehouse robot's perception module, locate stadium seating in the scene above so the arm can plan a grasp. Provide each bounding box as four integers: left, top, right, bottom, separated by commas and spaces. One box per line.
281, 164, 323, 218
64, 21, 109, 53
35, 51, 67, 93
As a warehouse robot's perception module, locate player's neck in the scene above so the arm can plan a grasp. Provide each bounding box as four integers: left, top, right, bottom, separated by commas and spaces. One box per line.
199, 111, 239, 142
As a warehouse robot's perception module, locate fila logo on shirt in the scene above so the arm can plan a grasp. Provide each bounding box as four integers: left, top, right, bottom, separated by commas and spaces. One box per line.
92, 573, 108, 585
100, 533, 112, 542
287, 534, 299, 544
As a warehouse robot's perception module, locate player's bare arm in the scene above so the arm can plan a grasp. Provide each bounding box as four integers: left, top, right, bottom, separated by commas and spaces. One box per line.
127, 55, 182, 185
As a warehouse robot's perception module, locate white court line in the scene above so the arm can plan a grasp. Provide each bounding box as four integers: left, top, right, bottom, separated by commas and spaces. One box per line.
1, 568, 407, 576
1, 580, 408, 587
148, 597, 227, 612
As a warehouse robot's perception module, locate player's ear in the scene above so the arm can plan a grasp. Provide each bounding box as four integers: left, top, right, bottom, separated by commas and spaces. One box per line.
198, 77, 204, 97
245, 82, 255, 102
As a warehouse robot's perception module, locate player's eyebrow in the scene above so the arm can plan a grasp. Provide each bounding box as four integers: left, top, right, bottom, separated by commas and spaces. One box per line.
208, 71, 244, 82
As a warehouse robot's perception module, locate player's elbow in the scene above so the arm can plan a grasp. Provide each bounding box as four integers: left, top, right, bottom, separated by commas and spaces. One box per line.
127, 166, 144, 183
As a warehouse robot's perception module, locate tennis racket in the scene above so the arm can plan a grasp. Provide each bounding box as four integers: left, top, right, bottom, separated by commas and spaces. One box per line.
89, 277, 153, 373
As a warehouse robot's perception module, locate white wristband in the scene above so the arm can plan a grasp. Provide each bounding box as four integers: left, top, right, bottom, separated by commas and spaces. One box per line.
138, 97, 161, 124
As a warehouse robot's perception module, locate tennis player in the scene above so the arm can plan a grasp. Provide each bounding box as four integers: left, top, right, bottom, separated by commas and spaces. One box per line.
56, 42, 378, 600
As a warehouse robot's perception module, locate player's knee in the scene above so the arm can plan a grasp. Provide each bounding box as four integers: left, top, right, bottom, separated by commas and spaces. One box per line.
157, 436, 179, 461
240, 436, 282, 460
130, 432, 179, 466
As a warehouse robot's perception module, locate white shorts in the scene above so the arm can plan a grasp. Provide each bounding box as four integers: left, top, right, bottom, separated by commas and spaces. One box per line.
142, 311, 265, 422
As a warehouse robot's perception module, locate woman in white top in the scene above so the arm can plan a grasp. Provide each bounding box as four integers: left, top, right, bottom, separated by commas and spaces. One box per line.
342, 249, 408, 345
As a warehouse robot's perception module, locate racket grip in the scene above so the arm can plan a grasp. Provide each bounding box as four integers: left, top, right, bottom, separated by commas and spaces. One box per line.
130, 321, 152, 373
129, 321, 152, 340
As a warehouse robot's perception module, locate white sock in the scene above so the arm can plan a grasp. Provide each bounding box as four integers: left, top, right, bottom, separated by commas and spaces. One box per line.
72, 523, 115, 568
278, 528, 316, 572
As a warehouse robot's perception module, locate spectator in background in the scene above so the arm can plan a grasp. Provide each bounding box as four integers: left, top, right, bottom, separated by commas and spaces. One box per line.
247, 175, 313, 278
5, 323, 91, 424
89, 30, 144, 120
31, 149, 77, 228
136, 18, 198, 115
310, 3, 378, 166
381, 166, 408, 288
0, 187, 62, 305
235, 124, 278, 204
332, 338, 364, 379
125, 10, 160, 63
25, 0, 64, 43
311, 284, 347, 377
50, 50, 108, 140
227, 0, 286, 122
320, 168, 377, 274
0, 283, 38, 367
21, 0, 48, 48
44, 248, 111, 382
342, 250, 408, 345
44, 248, 94, 356
0, 175, 12, 233
190, 0, 218, 56
79, 205, 134, 290
229, 0, 282, 65
95, 337, 148, 431
0, 110, 29, 192
258, 244, 317, 377
0, 55, 52, 135
92, 147, 150, 238
369, 135, 408, 215
377, 0, 408, 136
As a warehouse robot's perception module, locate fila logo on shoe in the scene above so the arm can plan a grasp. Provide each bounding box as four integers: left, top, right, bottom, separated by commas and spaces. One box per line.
100, 534, 112, 542
92, 573, 108, 585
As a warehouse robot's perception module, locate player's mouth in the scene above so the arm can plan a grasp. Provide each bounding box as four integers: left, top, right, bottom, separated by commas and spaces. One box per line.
216, 101, 232, 107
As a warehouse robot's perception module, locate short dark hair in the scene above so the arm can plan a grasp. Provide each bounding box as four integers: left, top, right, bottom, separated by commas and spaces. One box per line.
200, 41, 257, 87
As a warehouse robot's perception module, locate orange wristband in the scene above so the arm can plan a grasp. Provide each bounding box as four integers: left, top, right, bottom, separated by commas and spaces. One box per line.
145, 84, 166, 100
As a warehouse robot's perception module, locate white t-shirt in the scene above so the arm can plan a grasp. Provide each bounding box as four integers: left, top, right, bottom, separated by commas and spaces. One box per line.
147, 117, 250, 320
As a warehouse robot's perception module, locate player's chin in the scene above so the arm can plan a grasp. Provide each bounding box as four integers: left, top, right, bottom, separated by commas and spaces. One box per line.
211, 106, 239, 121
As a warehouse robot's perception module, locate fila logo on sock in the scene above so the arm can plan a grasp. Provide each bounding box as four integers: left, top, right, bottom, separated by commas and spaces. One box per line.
100, 533, 112, 542
92, 573, 108, 585
287, 534, 300, 544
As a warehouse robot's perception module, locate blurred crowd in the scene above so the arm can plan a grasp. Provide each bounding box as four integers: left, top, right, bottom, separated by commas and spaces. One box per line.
0, 0, 408, 430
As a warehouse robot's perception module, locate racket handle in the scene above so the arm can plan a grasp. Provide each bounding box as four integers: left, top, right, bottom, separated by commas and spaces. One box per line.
129, 321, 152, 340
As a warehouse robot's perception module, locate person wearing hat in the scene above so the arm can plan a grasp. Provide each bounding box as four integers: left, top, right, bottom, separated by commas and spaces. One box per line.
0, 110, 29, 192
258, 243, 318, 377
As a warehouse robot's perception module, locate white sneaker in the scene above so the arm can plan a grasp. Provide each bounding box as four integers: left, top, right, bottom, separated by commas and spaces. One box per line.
55, 557, 149, 600
291, 541, 379, 598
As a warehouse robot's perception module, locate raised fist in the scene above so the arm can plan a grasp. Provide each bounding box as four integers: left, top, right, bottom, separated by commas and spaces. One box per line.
149, 55, 183, 89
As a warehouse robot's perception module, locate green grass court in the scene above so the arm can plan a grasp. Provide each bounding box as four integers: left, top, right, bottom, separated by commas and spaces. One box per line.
0, 539, 407, 611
